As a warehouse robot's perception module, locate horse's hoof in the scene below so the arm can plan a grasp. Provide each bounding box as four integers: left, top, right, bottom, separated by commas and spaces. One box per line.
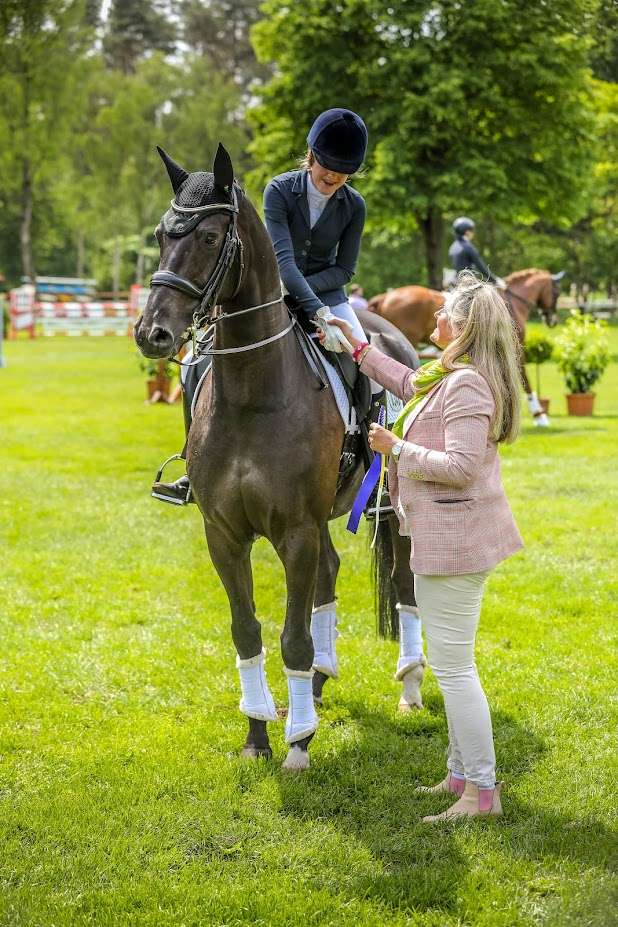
282, 745, 310, 772
241, 745, 272, 761
398, 698, 422, 713
313, 696, 323, 708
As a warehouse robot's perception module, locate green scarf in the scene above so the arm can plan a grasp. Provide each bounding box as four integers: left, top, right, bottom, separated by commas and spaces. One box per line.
391, 355, 470, 439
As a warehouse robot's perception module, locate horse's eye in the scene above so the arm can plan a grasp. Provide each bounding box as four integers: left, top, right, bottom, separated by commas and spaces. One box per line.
204, 232, 219, 246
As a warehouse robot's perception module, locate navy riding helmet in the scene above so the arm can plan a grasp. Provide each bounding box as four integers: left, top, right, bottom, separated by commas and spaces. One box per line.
453, 216, 475, 236
307, 108, 368, 174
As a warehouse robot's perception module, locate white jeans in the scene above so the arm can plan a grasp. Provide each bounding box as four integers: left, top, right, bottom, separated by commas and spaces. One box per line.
330, 301, 381, 395
414, 571, 496, 788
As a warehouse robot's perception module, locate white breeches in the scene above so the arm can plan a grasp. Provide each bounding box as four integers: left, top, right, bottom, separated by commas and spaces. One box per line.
414, 571, 496, 788
330, 301, 381, 395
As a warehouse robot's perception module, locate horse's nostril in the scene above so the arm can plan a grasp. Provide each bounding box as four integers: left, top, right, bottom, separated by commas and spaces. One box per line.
151, 325, 173, 346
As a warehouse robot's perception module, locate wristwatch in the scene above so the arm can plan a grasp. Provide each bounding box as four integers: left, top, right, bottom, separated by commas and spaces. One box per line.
391, 440, 404, 461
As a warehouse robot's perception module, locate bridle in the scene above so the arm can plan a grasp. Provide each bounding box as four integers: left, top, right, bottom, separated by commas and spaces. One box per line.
149, 184, 293, 365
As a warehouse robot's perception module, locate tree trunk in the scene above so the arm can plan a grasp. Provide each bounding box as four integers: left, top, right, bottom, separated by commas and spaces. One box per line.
136, 246, 144, 286
76, 229, 85, 278
112, 238, 121, 295
20, 158, 35, 283
420, 207, 444, 290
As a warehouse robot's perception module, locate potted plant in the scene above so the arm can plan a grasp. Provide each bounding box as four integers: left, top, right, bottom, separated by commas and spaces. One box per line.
554, 312, 610, 416
523, 330, 554, 414
138, 355, 177, 402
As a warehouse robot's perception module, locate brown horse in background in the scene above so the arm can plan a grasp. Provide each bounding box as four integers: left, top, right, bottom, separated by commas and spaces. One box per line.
368, 269, 563, 425
367, 286, 444, 347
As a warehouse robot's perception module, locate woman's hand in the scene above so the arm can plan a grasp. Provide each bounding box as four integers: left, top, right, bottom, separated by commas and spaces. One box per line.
316, 316, 362, 354
368, 424, 399, 455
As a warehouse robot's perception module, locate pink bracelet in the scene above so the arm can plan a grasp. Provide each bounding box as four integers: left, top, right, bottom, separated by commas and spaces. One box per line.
352, 341, 369, 362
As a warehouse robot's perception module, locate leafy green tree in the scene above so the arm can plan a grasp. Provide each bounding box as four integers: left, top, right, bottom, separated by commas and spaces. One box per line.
103, 0, 176, 75
181, 0, 270, 98
249, 0, 598, 288
0, 0, 93, 282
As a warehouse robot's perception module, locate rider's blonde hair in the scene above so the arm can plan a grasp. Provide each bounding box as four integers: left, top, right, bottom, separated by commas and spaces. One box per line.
442, 271, 521, 444
298, 148, 365, 178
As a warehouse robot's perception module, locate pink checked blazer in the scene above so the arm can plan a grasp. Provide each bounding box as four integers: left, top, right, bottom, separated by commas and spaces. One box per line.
360, 347, 523, 575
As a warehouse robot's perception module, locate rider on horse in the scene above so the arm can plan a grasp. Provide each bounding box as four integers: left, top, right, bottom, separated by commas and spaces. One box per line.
153, 108, 381, 505
449, 217, 506, 289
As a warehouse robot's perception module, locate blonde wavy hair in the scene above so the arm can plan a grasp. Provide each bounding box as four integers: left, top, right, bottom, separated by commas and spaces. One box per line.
442, 271, 521, 443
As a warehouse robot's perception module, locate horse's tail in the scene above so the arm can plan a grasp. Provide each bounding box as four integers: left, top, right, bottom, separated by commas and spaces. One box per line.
371, 518, 399, 640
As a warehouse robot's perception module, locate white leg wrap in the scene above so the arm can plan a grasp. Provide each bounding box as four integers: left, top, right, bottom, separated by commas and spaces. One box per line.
236, 649, 277, 722
284, 667, 319, 744
399, 663, 425, 711
528, 391, 542, 415
395, 604, 425, 680
528, 392, 550, 427
311, 602, 339, 678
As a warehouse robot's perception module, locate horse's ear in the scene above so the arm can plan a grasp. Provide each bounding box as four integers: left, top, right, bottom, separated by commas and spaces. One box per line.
157, 146, 189, 193
213, 143, 234, 194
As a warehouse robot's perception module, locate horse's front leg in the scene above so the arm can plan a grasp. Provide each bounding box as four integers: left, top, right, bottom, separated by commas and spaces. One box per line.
275, 524, 321, 771
520, 347, 550, 427
311, 523, 341, 707
204, 524, 276, 760
389, 515, 426, 712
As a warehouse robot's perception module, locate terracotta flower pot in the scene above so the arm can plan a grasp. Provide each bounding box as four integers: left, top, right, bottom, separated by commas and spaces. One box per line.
146, 376, 172, 401
566, 392, 595, 416
540, 398, 550, 414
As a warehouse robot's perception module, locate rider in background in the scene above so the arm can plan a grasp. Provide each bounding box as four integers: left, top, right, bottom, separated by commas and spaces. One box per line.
449, 217, 506, 289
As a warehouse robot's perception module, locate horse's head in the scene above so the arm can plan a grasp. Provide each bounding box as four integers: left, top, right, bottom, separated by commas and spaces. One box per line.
538, 271, 565, 328
134, 144, 241, 359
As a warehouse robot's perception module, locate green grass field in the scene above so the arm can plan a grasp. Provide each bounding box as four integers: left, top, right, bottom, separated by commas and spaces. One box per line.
1, 326, 616, 926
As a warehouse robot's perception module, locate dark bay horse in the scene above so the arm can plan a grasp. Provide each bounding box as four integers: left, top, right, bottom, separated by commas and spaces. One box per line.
134, 145, 420, 771
368, 268, 563, 425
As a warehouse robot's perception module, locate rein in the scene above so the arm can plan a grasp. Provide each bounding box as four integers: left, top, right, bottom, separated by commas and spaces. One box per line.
504, 285, 535, 312
173, 298, 293, 368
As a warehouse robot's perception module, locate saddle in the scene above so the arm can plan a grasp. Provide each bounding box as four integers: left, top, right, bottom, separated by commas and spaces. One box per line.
290, 304, 372, 425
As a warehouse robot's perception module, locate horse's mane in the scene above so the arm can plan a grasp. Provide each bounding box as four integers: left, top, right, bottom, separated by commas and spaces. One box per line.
507, 268, 547, 282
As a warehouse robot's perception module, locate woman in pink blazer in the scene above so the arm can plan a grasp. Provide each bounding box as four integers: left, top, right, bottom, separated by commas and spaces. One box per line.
325, 273, 523, 821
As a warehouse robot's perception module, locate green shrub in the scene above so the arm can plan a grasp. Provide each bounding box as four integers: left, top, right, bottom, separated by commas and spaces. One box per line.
136, 352, 177, 380
523, 330, 554, 396
554, 312, 610, 394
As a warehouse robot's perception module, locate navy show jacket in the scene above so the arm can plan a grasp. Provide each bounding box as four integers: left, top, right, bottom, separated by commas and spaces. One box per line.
448, 236, 498, 284
263, 169, 366, 316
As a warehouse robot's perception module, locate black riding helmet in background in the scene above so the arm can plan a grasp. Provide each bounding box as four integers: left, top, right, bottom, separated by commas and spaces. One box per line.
453, 216, 476, 237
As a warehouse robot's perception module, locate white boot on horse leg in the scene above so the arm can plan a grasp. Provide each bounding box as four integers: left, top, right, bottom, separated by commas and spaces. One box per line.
236, 649, 278, 724
395, 604, 426, 711
282, 667, 319, 771
528, 392, 550, 427
311, 601, 339, 680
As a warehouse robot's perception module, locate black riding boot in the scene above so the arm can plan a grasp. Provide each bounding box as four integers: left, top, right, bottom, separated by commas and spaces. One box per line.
150, 357, 208, 506
363, 390, 394, 520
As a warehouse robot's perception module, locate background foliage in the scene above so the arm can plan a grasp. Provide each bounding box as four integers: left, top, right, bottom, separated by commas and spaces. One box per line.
0, 0, 615, 296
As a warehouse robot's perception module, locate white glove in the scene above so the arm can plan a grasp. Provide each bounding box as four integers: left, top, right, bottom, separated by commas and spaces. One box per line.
495, 277, 507, 289
313, 307, 354, 354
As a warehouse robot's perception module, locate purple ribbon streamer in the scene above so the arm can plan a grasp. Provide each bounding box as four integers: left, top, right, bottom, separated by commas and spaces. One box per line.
346, 406, 386, 535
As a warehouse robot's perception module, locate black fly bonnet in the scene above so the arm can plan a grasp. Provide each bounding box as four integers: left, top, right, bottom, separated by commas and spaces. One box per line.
150, 144, 243, 327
